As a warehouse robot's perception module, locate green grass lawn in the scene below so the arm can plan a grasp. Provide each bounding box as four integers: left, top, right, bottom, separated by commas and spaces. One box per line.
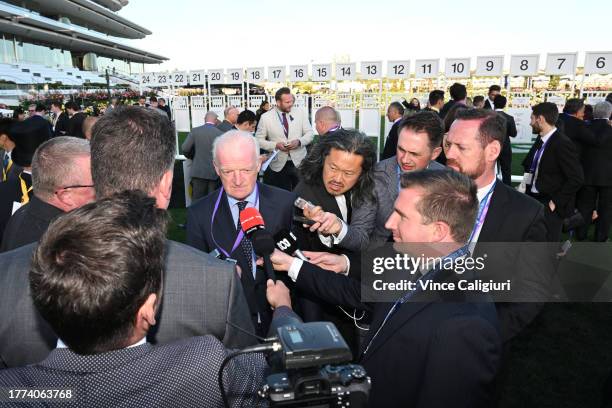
168, 150, 612, 408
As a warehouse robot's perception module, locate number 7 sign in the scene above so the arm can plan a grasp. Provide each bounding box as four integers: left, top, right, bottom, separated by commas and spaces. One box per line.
545, 53, 577, 76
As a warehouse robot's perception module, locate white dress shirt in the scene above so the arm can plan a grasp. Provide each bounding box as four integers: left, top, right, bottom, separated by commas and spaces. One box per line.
227, 187, 259, 278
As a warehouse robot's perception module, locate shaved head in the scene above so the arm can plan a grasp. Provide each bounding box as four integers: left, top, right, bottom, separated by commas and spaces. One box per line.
315, 106, 341, 135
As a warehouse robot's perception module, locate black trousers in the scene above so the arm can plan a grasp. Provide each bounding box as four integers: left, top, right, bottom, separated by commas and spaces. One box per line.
263, 160, 299, 191
529, 193, 564, 243
576, 185, 612, 242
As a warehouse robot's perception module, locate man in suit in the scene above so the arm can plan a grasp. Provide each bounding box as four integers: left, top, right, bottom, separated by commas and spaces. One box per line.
306, 112, 445, 252
484, 85, 502, 110
380, 101, 405, 160
0, 107, 254, 368
236, 109, 257, 133
148, 96, 170, 120
65, 101, 87, 139
314, 106, 342, 135
268, 169, 502, 408
522, 102, 584, 242
217, 106, 239, 132
0, 117, 17, 182
439, 82, 467, 118
444, 108, 551, 342
560, 98, 599, 157
0, 118, 50, 241
50, 101, 69, 137
186, 130, 296, 336
0, 190, 295, 407
158, 97, 172, 121
493, 95, 518, 185
1, 137, 94, 252
576, 101, 612, 241
29, 104, 54, 139
423, 89, 445, 117
256, 87, 314, 191
182, 111, 223, 200
294, 129, 377, 352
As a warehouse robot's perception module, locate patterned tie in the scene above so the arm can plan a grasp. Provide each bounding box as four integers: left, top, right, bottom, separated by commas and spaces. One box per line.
236, 201, 254, 276
281, 113, 289, 137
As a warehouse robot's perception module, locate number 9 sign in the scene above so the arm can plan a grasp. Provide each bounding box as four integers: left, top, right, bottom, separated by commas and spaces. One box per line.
475, 55, 504, 77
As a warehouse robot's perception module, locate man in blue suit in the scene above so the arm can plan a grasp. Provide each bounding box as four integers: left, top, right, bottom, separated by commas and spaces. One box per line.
267, 169, 502, 408
186, 130, 296, 336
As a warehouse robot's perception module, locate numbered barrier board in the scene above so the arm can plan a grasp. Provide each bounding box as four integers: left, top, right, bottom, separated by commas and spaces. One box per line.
171, 96, 190, 132
336, 63, 356, 81
336, 93, 356, 128
444, 58, 471, 78
414, 59, 439, 79
190, 95, 208, 128
545, 53, 577, 76
289, 65, 308, 82
475, 55, 504, 77
247, 67, 265, 83
189, 70, 206, 85
312, 64, 332, 81
208, 69, 224, 84
584, 52, 612, 75
209, 95, 226, 120
268, 66, 286, 82
358, 93, 382, 137
226, 68, 243, 84
361, 61, 382, 80
510, 55, 539, 76
387, 60, 410, 79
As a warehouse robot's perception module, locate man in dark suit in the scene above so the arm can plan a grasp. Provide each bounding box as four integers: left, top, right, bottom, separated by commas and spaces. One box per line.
0, 118, 50, 240
560, 98, 599, 157
0, 117, 17, 182
306, 112, 445, 252
186, 130, 296, 336
523, 102, 584, 242
28, 104, 54, 139
0, 107, 254, 368
576, 101, 612, 241
182, 111, 223, 200
0, 191, 295, 407
314, 106, 342, 135
65, 101, 87, 138
444, 108, 551, 342
380, 101, 405, 160
484, 84, 502, 110
493, 95, 518, 185
293, 129, 377, 352
50, 101, 69, 137
439, 82, 467, 118
423, 89, 445, 117
267, 169, 501, 408
217, 106, 239, 132
1, 137, 94, 252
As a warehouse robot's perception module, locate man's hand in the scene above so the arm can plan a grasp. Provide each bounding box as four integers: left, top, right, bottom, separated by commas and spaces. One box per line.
269, 248, 296, 272
548, 200, 556, 212
302, 251, 348, 274
266, 279, 291, 309
303, 206, 343, 235
275, 141, 289, 152
286, 139, 300, 150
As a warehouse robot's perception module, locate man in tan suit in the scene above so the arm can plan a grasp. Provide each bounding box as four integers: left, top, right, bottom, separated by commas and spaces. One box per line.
256, 87, 313, 190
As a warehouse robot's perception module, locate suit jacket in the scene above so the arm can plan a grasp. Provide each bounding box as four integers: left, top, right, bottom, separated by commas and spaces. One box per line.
522, 130, 584, 218
186, 182, 296, 333
28, 115, 54, 140
256, 108, 314, 171
484, 99, 494, 110
339, 157, 445, 251
559, 113, 598, 157
295, 260, 501, 408
181, 124, 222, 180
0, 195, 63, 252
380, 120, 401, 160
474, 181, 552, 342
0, 172, 32, 243
497, 111, 517, 169
422, 106, 442, 118
217, 120, 236, 133
68, 112, 87, 138
0, 307, 299, 407
0, 240, 254, 368
439, 99, 457, 118
583, 119, 612, 186
52, 111, 70, 137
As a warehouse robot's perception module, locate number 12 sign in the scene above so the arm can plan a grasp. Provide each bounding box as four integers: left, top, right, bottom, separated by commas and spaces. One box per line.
387, 60, 410, 79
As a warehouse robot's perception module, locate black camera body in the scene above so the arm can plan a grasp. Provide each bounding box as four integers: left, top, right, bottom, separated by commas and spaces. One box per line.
261, 364, 370, 407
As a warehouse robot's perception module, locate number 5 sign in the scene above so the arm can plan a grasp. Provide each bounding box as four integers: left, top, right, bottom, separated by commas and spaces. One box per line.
545, 53, 577, 76
584, 51, 612, 75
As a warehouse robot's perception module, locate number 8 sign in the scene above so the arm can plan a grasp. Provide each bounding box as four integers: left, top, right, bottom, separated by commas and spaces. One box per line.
510, 55, 539, 76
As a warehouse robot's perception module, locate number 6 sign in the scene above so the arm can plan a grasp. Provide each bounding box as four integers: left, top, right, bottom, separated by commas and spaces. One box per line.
584, 51, 612, 75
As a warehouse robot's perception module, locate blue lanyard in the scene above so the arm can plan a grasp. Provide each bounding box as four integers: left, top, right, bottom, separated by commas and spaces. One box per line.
210, 185, 259, 258
467, 180, 497, 243
529, 134, 553, 173
362, 245, 470, 358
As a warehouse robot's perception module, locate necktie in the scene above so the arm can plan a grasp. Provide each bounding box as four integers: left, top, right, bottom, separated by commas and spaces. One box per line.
237, 201, 254, 276
528, 137, 545, 173
2, 153, 8, 169
281, 113, 289, 137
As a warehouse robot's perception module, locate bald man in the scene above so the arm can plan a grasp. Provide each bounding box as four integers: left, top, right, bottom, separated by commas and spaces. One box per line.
314, 106, 342, 135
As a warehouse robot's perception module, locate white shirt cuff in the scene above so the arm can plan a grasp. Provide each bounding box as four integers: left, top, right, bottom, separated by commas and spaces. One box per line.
341, 254, 350, 276
333, 220, 348, 244
288, 258, 304, 282
318, 232, 333, 248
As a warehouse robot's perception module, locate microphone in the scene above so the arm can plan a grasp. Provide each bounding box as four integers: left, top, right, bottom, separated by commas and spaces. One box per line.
273, 229, 309, 261
239, 207, 277, 281
294, 197, 315, 211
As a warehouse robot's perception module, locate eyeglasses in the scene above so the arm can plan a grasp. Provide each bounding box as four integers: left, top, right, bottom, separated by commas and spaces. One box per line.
55, 184, 95, 194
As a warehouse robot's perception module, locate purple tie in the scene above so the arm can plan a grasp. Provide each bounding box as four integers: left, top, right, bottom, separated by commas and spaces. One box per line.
281, 113, 289, 137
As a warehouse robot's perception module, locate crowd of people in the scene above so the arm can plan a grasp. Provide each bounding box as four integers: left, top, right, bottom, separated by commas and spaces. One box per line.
0, 85, 611, 407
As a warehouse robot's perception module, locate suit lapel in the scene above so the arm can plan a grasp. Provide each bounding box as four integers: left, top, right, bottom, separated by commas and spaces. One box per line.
476, 182, 509, 243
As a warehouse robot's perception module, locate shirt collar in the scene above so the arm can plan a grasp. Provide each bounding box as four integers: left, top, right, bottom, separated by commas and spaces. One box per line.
394, 117, 402, 124
57, 336, 146, 350
477, 176, 497, 202
227, 185, 258, 208
541, 127, 557, 143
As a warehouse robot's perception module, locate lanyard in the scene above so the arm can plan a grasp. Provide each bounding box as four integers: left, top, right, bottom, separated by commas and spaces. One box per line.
276, 110, 289, 137
362, 245, 470, 358
529, 136, 552, 173
328, 125, 340, 133
2, 159, 12, 182
18, 172, 32, 204
210, 185, 259, 258
467, 180, 497, 243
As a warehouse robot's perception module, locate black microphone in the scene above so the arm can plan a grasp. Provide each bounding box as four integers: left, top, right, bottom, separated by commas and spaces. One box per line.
274, 229, 308, 261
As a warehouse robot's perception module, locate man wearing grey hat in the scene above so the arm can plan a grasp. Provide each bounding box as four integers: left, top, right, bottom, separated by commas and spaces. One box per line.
0, 118, 50, 239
